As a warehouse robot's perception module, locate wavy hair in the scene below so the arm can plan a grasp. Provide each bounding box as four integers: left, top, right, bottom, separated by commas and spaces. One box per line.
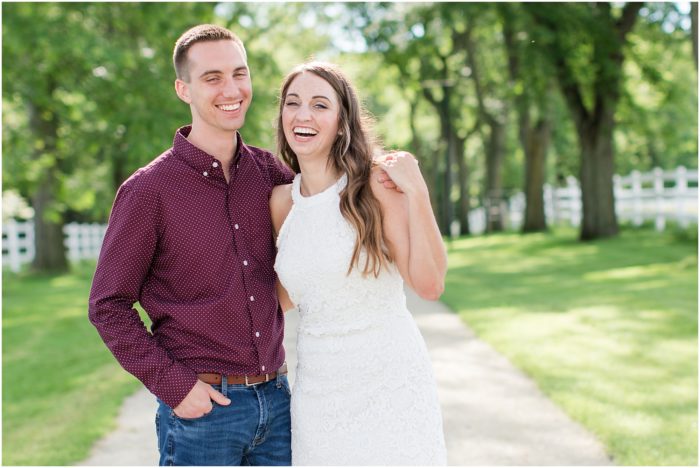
276, 62, 392, 277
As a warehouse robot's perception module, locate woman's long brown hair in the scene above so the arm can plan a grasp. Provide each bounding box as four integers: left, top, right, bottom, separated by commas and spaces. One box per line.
276, 62, 392, 277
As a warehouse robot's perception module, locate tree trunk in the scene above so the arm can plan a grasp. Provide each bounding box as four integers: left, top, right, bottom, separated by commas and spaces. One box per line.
459, 20, 508, 233
31, 167, 69, 272
423, 81, 456, 235
441, 114, 457, 235
578, 111, 619, 240
522, 118, 551, 232
485, 121, 506, 232
526, 2, 640, 241
501, 7, 551, 233
27, 97, 69, 273
455, 135, 470, 235
407, 96, 441, 224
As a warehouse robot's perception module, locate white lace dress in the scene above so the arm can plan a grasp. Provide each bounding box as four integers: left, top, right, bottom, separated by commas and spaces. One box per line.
275, 173, 447, 466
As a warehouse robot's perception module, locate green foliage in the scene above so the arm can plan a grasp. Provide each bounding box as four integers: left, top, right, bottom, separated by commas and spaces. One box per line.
618, 4, 698, 172
2, 3, 215, 223
2, 2, 697, 231
443, 228, 698, 465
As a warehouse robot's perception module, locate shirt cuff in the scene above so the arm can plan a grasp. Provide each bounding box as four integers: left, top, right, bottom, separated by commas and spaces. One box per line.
150, 363, 199, 409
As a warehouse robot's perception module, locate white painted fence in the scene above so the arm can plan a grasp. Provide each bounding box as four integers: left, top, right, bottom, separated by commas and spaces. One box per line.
2, 221, 106, 272
3, 167, 697, 271
456, 166, 697, 236
3, 219, 35, 273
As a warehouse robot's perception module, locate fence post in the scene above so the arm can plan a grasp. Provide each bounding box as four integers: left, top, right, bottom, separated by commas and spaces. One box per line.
675, 166, 688, 228
543, 184, 554, 225
64, 223, 81, 262
653, 167, 665, 231
631, 170, 643, 226
5, 219, 21, 273
566, 176, 580, 227
613, 174, 622, 220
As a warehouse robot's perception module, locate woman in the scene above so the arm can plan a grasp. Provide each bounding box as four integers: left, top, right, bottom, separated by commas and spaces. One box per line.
270, 62, 447, 465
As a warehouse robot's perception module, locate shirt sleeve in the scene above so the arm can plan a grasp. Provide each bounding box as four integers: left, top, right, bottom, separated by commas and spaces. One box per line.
88, 184, 198, 408
267, 152, 295, 186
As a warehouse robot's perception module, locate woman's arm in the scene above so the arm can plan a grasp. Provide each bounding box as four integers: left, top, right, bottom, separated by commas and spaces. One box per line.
370, 153, 447, 300
276, 278, 295, 313
270, 184, 296, 312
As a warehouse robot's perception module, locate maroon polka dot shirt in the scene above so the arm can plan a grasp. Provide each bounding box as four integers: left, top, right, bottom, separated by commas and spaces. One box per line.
89, 125, 294, 408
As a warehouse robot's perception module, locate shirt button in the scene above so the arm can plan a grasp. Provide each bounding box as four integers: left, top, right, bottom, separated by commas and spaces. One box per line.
255, 332, 260, 338
212, 161, 219, 168
261, 366, 266, 371
243, 260, 248, 266
250, 296, 255, 302
203, 171, 208, 177
234, 224, 239, 230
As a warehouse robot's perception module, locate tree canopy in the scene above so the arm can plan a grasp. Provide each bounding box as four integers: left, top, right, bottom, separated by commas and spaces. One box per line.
2, 2, 697, 270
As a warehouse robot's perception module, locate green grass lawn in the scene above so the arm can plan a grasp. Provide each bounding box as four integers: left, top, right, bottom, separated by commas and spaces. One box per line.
2, 227, 696, 465
2, 262, 145, 465
443, 227, 698, 466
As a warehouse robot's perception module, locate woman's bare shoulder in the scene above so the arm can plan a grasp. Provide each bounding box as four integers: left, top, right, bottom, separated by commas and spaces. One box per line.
271, 183, 293, 201
270, 183, 293, 234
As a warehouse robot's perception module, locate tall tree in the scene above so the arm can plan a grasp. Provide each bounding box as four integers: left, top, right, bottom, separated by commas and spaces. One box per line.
2, 3, 214, 271
527, 3, 643, 240
500, 4, 553, 233
357, 3, 477, 235
453, 6, 511, 233
4, 3, 91, 271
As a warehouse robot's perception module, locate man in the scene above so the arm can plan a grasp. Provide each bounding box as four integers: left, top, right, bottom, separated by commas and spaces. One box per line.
89, 24, 294, 465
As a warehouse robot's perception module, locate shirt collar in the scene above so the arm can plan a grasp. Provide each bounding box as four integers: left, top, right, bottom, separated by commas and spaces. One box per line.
172, 125, 248, 181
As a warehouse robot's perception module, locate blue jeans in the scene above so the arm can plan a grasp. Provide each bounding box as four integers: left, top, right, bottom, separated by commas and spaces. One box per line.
156, 374, 291, 466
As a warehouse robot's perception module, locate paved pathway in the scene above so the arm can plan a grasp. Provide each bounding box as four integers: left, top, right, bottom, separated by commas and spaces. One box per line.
78, 290, 612, 466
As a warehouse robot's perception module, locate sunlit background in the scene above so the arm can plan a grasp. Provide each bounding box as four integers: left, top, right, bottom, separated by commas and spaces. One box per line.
2, 2, 697, 466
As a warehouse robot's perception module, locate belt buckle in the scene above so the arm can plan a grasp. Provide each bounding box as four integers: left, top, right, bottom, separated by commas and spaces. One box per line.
244, 373, 270, 387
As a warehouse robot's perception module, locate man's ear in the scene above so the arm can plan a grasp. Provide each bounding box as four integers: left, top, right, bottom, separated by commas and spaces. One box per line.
175, 79, 191, 104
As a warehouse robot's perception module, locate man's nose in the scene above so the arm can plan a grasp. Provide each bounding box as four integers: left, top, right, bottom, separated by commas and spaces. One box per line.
221, 77, 239, 97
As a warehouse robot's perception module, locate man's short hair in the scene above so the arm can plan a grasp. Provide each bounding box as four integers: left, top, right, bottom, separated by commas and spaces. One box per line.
173, 24, 246, 82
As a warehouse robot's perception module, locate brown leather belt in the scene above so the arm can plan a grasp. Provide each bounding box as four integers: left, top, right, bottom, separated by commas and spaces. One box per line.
198, 363, 288, 386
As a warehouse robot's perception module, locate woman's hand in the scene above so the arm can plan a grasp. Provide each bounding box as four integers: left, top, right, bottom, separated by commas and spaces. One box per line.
371, 150, 446, 301
375, 152, 427, 197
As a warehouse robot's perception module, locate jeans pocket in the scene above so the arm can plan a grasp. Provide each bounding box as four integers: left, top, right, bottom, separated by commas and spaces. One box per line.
277, 375, 292, 397
170, 402, 217, 422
